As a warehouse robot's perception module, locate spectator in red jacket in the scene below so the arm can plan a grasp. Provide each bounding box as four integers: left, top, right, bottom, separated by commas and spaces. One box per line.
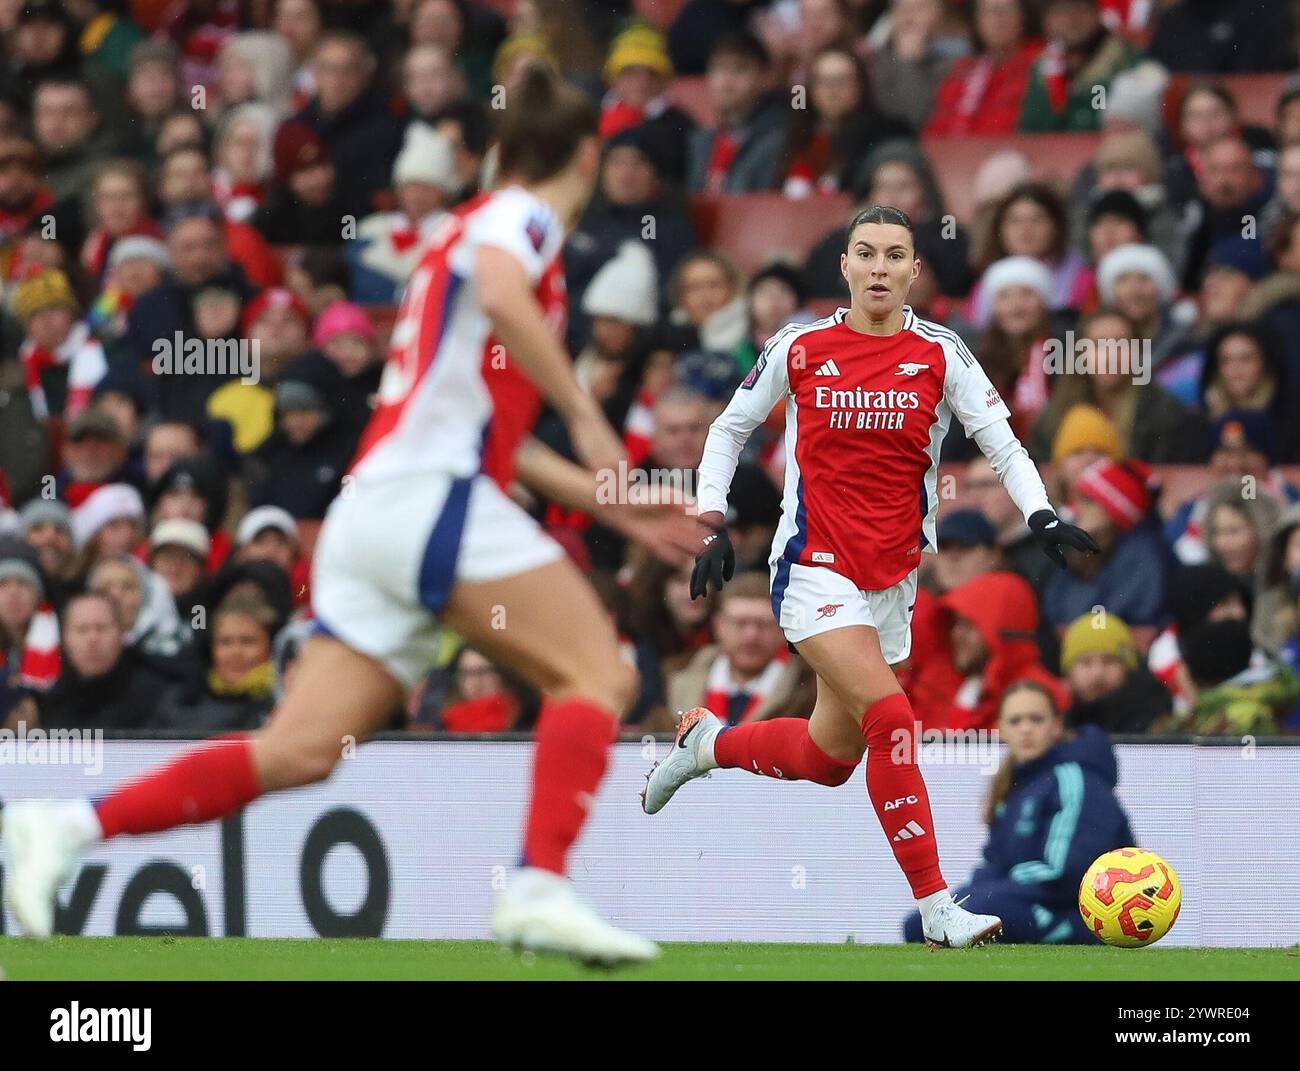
924, 0, 1042, 137
908, 570, 1067, 731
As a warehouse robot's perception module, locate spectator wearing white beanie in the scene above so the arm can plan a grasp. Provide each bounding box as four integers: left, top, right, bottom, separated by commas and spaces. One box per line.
392, 122, 458, 192
575, 242, 658, 398
1096, 243, 1177, 307
1095, 241, 1200, 390
581, 241, 659, 327
348, 123, 458, 303
981, 255, 1056, 306
945, 255, 1058, 464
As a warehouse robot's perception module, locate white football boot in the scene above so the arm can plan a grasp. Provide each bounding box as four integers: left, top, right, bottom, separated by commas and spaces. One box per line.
922, 893, 1003, 948
641, 707, 723, 815
1, 800, 101, 939
492, 867, 659, 966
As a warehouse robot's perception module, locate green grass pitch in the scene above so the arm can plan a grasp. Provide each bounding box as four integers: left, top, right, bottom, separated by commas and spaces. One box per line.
0, 937, 1296, 980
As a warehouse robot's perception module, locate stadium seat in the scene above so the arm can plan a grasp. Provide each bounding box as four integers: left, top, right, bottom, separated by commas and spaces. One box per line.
1168, 73, 1289, 131
921, 134, 1103, 225
690, 192, 854, 277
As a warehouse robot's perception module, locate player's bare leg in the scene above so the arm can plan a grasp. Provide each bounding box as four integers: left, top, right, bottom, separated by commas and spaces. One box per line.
441, 558, 658, 965
2, 637, 402, 939
795, 625, 1001, 947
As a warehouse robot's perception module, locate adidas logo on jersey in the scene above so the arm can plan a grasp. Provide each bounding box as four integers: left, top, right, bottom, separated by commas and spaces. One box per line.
892, 820, 927, 841
813, 359, 841, 376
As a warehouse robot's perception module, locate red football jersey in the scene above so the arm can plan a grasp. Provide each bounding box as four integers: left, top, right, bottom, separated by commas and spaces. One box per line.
699, 307, 1011, 592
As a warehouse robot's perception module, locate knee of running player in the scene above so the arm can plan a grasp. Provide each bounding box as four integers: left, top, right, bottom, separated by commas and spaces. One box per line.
548, 656, 638, 718
857, 689, 915, 751
252, 725, 344, 791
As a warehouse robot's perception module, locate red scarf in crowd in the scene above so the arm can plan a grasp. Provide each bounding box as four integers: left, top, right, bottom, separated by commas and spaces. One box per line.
442, 693, 518, 733
20, 321, 103, 422
1039, 42, 1070, 115
783, 131, 837, 198
600, 99, 645, 139
212, 172, 266, 222
704, 130, 740, 196
2, 603, 61, 690
80, 220, 164, 282
389, 215, 422, 253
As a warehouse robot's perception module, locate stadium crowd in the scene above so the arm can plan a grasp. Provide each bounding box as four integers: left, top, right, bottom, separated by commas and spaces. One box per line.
1, 0, 1299, 744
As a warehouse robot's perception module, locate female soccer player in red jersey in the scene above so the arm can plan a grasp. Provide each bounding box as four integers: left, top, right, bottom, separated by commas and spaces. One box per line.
643, 206, 1098, 947
3, 68, 706, 965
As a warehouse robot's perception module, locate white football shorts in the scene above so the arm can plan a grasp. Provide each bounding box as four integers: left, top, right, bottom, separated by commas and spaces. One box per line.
311, 471, 564, 688
770, 560, 919, 665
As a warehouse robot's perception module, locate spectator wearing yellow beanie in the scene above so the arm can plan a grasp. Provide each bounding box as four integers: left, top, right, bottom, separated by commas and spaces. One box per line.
1048, 403, 1121, 502
492, 33, 559, 92
600, 24, 675, 141
12, 268, 79, 327
13, 269, 108, 423
1061, 610, 1171, 733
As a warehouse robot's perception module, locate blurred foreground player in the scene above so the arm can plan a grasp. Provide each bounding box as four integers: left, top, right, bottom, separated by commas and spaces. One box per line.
3, 68, 706, 966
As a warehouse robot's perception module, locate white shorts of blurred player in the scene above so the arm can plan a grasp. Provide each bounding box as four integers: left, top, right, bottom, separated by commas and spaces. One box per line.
770, 561, 919, 665
311, 471, 564, 689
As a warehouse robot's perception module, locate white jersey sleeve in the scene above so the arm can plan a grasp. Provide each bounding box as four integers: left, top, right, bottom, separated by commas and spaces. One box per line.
940, 329, 1012, 437
971, 418, 1053, 524
695, 325, 796, 517
930, 321, 1052, 523
455, 187, 562, 284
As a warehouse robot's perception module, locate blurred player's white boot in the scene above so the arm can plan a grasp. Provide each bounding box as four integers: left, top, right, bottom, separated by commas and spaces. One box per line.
920, 892, 1002, 948
641, 707, 722, 815
492, 867, 659, 966
1, 800, 100, 939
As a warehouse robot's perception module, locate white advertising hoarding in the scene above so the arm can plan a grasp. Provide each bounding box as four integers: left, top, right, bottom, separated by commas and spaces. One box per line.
1, 739, 1295, 946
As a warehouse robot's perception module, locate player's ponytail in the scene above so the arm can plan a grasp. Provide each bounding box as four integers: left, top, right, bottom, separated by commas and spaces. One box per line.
495, 64, 599, 184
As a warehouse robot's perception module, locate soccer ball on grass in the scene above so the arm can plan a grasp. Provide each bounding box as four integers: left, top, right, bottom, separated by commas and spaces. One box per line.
1078, 847, 1181, 947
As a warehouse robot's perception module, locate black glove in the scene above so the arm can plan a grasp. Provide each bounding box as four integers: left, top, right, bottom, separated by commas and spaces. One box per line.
689, 525, 735, 599
1029, 509, 1101, 569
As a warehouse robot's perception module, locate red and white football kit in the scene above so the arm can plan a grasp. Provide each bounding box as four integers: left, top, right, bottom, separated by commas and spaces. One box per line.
311, 186, 568, 686
696, 306, 1052, 662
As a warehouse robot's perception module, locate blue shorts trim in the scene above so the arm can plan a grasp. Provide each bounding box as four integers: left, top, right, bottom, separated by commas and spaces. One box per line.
769, 475, 808, 625
417, 475, 474, 614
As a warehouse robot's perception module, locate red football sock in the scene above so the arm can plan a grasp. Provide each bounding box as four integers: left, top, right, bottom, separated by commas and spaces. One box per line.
714, 718, 859, 785
522, 697, 618, 875
861, 692, 946, 898
93, 733, 261, 839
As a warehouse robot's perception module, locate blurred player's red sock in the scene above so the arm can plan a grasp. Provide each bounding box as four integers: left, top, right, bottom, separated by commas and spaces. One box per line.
93, 734, 261, 839
522, 698, 618, 874
713, 718, 858, 785
861, 692, 946, 898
